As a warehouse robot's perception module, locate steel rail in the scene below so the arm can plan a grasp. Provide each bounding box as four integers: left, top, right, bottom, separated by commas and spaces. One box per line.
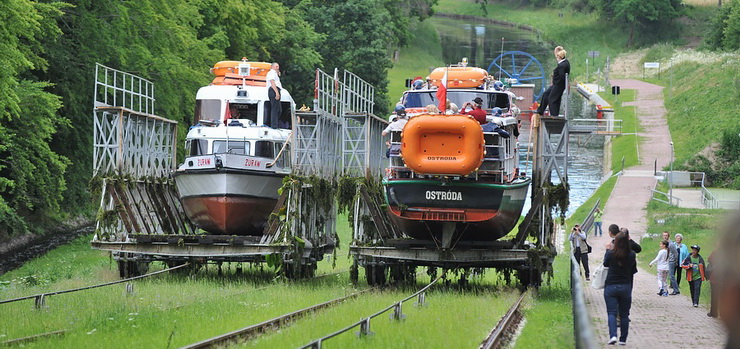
479, 289, 529, 349
0, 329, 67, 346
0, 263, 190, 306
300, 271, 447, 349
179, 288, 372, 349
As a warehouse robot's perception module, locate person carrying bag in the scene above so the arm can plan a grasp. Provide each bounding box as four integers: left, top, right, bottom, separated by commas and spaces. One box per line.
569, 224, 591, 281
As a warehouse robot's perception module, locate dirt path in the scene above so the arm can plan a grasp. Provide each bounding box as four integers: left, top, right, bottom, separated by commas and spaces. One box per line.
580, 79, 727, 347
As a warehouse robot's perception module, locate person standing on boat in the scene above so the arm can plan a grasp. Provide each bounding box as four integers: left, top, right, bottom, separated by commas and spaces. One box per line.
266, 62, 282, 128
534, 46, 570, 118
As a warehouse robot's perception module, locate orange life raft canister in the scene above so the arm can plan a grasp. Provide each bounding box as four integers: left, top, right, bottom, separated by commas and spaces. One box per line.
401, 114, 484, 176
210, 61, 272, 86
427, 67, 489, 89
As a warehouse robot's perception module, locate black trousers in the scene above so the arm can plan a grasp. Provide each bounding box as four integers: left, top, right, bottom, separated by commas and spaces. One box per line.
574, 246, 590, 278
268, 88, 282, 128
536, 85, 565, 117
689, 279, 702, 305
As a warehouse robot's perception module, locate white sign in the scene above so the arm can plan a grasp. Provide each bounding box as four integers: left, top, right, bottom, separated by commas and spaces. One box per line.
644, 62, 660, 69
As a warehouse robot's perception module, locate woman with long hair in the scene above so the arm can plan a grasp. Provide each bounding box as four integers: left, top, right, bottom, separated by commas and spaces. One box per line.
603, 232, 638, 345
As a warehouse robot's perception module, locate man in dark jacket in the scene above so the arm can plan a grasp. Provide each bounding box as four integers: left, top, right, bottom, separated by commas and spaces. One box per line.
535, 46, 570, 118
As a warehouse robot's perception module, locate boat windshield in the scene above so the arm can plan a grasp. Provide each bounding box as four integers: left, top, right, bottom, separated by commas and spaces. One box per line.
212, 140, 250, 155
186, 139, 208, 156
194, 99, 222, 124
403, 91, 510, 110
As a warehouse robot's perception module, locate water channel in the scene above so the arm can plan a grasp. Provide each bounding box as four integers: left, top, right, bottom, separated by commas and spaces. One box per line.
429, 16, 606, 216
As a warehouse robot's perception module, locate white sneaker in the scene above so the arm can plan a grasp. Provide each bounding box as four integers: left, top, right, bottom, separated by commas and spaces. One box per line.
619, 341, 627, 345
608, 337, 618, 345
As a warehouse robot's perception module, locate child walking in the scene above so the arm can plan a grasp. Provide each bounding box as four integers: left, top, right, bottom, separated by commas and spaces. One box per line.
649, 240, 671, 296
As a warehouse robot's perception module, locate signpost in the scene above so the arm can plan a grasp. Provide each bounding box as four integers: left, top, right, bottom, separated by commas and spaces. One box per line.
587, 51, 600, 84
643, 62, 660, 79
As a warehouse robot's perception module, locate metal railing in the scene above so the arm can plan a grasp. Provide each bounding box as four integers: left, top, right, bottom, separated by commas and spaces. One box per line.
569, 118, 622, 135
94, 63, 155, 114
300, 273, 445, 348
570, 241, 598, 349
580, 199, 601, 235
0, 263, 189, 309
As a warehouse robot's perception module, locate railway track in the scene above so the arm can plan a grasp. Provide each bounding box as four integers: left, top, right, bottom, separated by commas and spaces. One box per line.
179, 287, 372, 349
299, 271, 447, 348
479, 288, 530, 349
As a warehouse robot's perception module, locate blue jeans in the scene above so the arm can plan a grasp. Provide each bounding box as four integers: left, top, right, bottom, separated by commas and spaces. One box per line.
604, 283, 632, 342
667, 262, 678, 291
594, 222, 603, 236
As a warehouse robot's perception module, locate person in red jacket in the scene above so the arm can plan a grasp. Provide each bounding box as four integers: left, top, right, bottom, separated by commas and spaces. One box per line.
462, 97, 487, 124
681, 245, 706, 307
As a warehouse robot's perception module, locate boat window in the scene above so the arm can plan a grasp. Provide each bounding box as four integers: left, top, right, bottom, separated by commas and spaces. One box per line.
273, 142, 291, 168
212, 140, 250, 155
262, 101, 293, 129
186, 139, 208, 156
230, 103, 258, 125
403, 91, 510, 110
194, 99, 222, 124
255, 140, 275, 158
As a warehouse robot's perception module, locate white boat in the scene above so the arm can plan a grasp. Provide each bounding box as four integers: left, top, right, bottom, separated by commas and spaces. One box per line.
173, 59, 293, 235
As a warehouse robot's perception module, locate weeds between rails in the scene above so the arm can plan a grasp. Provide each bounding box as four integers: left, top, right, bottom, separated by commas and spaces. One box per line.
479, 289, 530, 349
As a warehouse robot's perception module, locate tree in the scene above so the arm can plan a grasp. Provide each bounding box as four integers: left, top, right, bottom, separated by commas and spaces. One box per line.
0, 0, 69, 238
601, 0, 681, 47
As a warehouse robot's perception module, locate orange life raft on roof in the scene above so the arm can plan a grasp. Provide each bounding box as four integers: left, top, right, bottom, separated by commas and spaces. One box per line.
401, 114, 485, 176
210, 60, 272, 86
427, 66, 489, 89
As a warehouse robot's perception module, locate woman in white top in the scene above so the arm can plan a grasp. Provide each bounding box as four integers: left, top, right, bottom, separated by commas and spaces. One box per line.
649, 240, 671, 296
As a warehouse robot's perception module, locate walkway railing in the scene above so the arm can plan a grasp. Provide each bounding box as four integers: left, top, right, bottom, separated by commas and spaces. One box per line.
570, 240, 598, 349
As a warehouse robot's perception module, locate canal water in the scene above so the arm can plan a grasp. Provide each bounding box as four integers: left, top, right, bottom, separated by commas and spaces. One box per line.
429, 16, 606, 216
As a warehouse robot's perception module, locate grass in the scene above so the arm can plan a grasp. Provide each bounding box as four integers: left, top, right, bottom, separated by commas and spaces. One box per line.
246, 281, 519, 348
598, 89, 640, 173
387, 20, 445, 104
660, 57, 740, 168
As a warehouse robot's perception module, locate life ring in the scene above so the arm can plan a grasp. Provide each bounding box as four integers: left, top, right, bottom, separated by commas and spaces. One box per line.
401, 114, 484, 176
427, 67, 489, 89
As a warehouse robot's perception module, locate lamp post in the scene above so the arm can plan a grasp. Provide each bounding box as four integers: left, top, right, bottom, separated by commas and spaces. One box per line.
669, 142, 674, 206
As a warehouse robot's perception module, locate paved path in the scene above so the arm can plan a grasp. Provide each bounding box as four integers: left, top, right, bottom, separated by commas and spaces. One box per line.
581, 80, 726, 347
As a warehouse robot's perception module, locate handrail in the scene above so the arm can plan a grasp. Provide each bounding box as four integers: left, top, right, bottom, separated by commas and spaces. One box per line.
570, 241, 598, 349
579, 199, 601, 235
0, 263, 189, 306
266, 133, 293, 168
300, 271, 447, 348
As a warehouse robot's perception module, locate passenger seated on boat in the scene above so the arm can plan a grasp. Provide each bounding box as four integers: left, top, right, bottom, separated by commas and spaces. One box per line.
382, 106, 408, 137
445, 100, 460, 115
425, 104, 440, 114
482, 120, 510, 139
461, 97, 487, 124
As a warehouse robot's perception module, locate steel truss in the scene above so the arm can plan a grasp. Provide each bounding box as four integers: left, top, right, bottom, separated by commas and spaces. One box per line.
92, 63, 190, 245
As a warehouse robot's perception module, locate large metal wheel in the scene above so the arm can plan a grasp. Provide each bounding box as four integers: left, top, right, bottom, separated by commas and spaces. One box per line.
488, 51, 547, 102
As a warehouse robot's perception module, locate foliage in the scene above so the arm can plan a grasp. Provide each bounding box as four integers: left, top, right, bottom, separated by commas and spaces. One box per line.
705, 0, 740, 51
0, 0, 69, 239
544, 182, 570, 223
293, 0, 436, 114
659, 56, 740, 181
599, 0, 682, 47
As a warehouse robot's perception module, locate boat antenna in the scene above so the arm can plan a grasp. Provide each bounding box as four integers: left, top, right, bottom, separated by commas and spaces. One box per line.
499, 37, 504, 83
